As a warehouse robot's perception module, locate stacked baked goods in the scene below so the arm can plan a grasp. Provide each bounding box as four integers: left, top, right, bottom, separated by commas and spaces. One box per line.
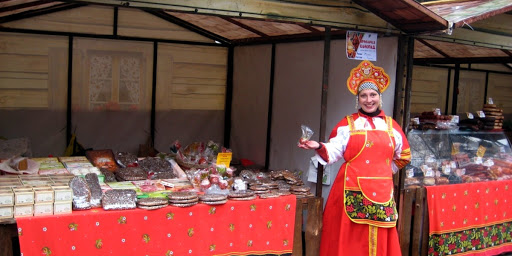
482, 104, 504, 130
199, 194, 228, 205
227, 191, 256, 201
168, 191, 199, 207
137, 197, 169, 210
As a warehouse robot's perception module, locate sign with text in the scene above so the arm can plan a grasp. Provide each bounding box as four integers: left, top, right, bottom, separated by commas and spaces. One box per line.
346, 31, 377, 61
216, 152, 232, 167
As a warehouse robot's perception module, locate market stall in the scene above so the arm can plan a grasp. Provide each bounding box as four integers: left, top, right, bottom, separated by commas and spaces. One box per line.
399, 110, 512, 256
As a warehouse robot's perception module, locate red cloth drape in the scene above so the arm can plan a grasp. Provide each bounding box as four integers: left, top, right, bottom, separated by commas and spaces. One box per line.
426, 180, 512, 256
16, 195, 296, 256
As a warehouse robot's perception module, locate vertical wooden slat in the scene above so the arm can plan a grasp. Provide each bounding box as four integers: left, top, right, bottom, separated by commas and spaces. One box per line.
0, 223, 17, 256
305, 197, 323, 256
399, 188, 416, 256
412, 187, 426, 256
421, 191, 430, 256
293, 198, 304, 256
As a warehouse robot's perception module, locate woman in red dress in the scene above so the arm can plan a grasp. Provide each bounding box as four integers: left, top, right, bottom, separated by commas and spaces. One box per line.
299, 60, 411, 256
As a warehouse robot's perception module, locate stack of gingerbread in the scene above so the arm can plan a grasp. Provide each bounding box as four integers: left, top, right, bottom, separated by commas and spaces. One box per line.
482, 104, 504, 130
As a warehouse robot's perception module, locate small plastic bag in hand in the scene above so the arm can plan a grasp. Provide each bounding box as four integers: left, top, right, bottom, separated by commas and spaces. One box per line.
298, 125, 314, 145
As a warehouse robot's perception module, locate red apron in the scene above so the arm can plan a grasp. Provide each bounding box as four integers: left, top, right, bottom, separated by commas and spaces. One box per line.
343, 115, 398, 227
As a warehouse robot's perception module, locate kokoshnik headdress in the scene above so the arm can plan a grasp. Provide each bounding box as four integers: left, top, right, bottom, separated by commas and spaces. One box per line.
346, 60, 390, 95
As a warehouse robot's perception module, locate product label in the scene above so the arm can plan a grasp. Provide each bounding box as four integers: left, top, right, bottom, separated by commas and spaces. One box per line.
0, 194, 14, 205
0, 207, 13, 218
54, 190, 72, 201
476, 145, 487, 158
216, 152, 232, 167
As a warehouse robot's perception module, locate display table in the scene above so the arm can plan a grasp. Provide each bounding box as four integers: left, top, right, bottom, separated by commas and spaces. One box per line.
14, 195, 296, 256
426, 180, 512, 256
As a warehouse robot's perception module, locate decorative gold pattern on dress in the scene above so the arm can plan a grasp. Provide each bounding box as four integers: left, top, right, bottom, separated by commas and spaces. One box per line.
369, 225, 378, 256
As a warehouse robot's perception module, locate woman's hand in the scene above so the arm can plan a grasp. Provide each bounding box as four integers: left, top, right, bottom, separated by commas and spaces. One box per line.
298, 140, 320, 150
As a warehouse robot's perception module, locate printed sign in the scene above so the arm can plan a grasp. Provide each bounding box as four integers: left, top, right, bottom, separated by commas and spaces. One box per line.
346, 31, 377, 61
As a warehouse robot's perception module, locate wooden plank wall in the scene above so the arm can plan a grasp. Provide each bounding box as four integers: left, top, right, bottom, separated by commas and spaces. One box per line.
0, 32, 68, 110
410, 66, 449, 116
411, 66, 512, 117
156, 43, 227, 111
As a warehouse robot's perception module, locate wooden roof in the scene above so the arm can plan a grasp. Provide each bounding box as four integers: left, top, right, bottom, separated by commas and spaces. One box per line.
0, 0, 511, 66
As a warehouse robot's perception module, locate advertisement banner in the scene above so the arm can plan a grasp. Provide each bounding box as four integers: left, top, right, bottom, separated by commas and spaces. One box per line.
346, 31, 377, 61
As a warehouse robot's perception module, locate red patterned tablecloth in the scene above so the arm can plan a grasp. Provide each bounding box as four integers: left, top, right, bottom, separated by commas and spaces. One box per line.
16, 195, 296, 256
426, 180, 512, 256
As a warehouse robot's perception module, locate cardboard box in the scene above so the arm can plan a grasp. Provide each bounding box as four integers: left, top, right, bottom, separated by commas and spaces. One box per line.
34, 187, 54, 203
0, 206, 13, 218
52, 186, 72, 202
34, 203, 53, 216
13, 187, 34, 205
53, 201, 72, 214
0, 189, 14, 206
14, 204, 33, 217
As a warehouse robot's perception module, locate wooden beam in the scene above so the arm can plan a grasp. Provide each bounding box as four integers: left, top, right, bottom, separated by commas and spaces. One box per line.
144, 9, 231, 45
221, 16, 268, 37
0, 2, 86, 23
419, 27, 512, 50
416, 38, 450, 58
67, 0, 397, 33
414, 56, 512, 64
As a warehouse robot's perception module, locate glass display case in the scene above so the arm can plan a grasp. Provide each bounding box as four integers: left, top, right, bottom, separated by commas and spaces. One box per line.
404, 129, 512, 187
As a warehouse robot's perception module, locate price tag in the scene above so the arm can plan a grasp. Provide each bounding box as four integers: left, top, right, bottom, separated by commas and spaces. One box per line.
451, 115, 459, 124
411, 117, 420, 125
434, 108, 441, 116
216, 152, 232, 167
466, 113, 474, 119
488, 98, 494, 104
476, 145, 486, 158
451, 143, 460, 155
477, 111, 485, 118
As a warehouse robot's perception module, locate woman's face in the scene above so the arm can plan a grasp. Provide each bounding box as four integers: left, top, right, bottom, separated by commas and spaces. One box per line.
358, 89, 380, 113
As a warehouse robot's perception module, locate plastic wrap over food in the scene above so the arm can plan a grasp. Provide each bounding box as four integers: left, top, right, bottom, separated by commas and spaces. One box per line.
70, 176, 91, 210
100, 168, 117, 182
138, 157, 177, 179
85, 173, 103, 208
102, 189, 137, 210
115, 167, 147, 181
115, 152, 138, 168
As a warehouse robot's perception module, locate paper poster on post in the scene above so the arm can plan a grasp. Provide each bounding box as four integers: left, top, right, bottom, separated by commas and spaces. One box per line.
307, 156, 331, 185
346, 31, 377, 61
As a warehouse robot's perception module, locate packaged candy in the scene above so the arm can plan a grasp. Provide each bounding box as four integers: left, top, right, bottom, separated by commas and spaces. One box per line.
298, 125, 314, 145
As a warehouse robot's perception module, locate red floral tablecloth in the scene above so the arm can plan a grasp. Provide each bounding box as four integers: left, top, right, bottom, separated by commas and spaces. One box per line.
426, 180, 512, 256
16, 195, 296, 256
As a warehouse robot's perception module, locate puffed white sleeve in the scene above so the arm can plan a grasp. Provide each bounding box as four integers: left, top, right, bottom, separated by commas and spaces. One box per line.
315, 125, 350, 166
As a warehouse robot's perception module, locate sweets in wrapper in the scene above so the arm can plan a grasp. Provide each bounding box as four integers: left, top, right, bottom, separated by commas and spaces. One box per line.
115, 152, 138, 168
85, 173, 103, 208
138, 157, 178, 180
102, 189, 137, 210
70, 176, 91, 210
298, 125, 314, 144
115, 167, 147, 181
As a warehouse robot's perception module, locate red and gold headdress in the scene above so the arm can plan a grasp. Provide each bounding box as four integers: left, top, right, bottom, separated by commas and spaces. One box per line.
346, 60, 390, 95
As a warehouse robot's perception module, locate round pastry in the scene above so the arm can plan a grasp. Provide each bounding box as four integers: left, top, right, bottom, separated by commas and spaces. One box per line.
138, 204, 168, 210
200, 199, 228, 205
258, 192, 280, 199
169, 197, 199, 204
276, 190, 291, 196
199, 193, 228, 202
168, 191, 198, 201
137, 197, 168, 206
228, 191, 255, 198
170, 202, 198, 207
290, 185, 311, 193
228, 195, 257, 201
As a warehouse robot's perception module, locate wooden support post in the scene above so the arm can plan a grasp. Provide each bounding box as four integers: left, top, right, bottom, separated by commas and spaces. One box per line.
304, 197, 323, 256
399, 188, 416, 256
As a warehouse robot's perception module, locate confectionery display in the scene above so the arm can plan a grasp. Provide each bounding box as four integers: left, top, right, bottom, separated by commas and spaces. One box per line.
405, 126, 512, 187
0, 141, 314, 217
